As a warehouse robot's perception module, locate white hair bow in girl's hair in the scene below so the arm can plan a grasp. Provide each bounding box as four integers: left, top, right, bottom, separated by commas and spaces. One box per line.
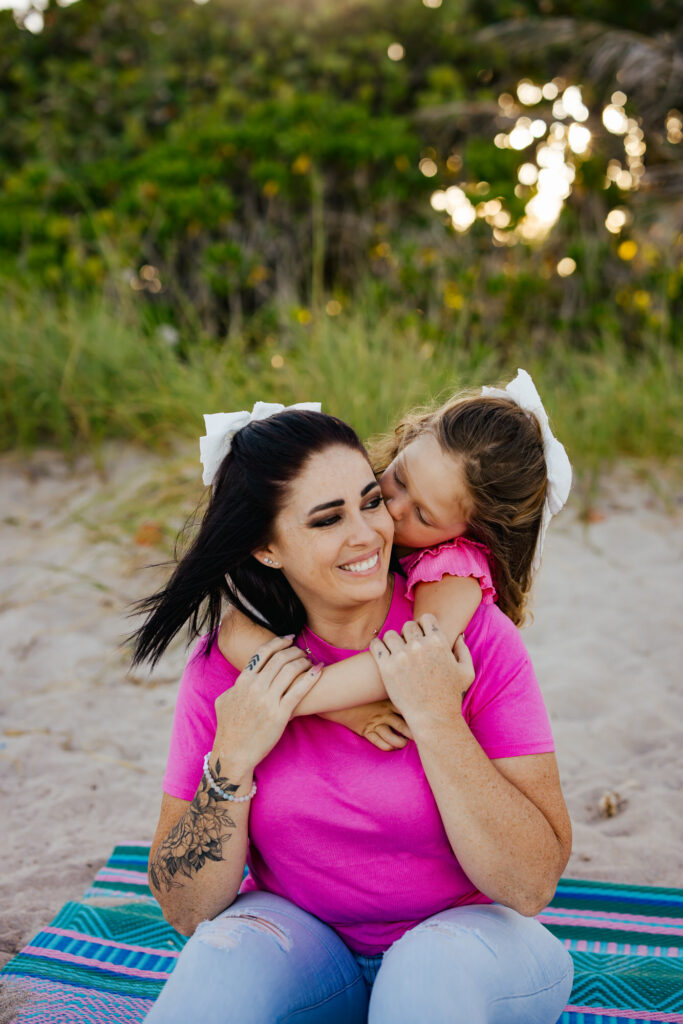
482, 369, 572, 571
199, 401, 322, 486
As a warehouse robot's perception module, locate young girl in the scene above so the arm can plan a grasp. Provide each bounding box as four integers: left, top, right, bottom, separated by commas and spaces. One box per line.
216, 369, 571, 748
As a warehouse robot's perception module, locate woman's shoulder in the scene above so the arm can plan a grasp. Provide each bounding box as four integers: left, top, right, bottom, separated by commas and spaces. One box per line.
466, 601, 530, 677
179, 631, 241, 703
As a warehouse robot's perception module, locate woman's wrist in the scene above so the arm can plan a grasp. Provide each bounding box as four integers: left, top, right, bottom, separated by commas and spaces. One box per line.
407, 700, 465, 744
209, 740, 256, 787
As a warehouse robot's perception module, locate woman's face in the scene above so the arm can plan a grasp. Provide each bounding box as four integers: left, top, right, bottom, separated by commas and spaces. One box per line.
380, 432, 474, 550
257, 445, 394, 615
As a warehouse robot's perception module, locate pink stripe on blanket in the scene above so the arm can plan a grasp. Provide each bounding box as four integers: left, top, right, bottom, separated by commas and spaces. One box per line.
95, 869, 150, 884
541, 906, 683, 929
565, 1005, 683, 1022
21, 945, 173, 980
41, 926, 179, 959
538, 912, 683, 936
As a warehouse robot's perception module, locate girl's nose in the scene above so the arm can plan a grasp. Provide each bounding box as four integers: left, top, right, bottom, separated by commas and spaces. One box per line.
385, 494, 407, 522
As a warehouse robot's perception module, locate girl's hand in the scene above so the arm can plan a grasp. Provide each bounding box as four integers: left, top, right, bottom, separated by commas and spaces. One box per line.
213, 635, 321, 771
369, 614, 474, 731
320, 700, 413, 751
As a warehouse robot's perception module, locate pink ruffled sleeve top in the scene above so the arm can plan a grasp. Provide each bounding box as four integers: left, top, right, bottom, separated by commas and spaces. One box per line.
162, 573, 554, 955
400, 536, 497, 604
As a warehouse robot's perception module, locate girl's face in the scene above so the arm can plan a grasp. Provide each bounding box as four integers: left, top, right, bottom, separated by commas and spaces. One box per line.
256, 445, 394, 616
380, 432, 474, 550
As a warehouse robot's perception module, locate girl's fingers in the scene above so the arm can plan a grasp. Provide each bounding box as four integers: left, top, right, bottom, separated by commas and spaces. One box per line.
374, 724, 408, 748
385, 714, 413, 739
367, 734, 394, 752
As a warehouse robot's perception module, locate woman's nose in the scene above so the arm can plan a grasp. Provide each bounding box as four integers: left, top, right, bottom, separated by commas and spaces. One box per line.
348, 510, 382, 546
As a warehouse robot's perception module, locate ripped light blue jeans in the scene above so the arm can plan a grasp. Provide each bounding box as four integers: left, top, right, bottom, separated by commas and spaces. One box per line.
144, 891, 573, 1024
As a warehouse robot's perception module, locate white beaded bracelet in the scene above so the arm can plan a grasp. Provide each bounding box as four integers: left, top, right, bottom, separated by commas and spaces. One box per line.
202, 752, 257, 802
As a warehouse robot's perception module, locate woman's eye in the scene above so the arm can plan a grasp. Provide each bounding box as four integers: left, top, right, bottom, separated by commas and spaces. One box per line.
364, 495, 384, 510
311, 515, 341, 528
416, 507, 429, 526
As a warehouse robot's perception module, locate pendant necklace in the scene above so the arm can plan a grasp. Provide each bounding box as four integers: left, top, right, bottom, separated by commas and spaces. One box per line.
300, 577, 394, 657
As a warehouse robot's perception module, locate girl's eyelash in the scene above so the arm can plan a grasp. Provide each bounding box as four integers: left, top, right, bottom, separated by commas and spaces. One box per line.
394, 465, 428, 525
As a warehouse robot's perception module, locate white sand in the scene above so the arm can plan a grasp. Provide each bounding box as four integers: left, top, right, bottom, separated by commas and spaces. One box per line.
1, 446, 682, 970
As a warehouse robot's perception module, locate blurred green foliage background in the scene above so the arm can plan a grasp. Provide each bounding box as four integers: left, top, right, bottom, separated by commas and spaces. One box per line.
0, 0, 681, 475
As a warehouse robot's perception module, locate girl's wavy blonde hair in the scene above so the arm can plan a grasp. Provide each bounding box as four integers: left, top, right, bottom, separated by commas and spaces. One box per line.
370, 388, 548, 626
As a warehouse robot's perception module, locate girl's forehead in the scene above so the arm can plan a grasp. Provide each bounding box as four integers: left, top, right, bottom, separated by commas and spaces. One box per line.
401, 434, 473, 518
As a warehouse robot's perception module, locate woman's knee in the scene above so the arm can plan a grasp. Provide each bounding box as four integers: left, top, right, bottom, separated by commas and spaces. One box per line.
145, 892, 367, 1024
368, 904, 572, 1024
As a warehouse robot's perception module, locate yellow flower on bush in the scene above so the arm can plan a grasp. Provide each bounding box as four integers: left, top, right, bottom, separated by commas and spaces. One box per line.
444, 282, 464, 309
618, 240, 638, 261
292, 154, 312, 175
633, 290, 650, 311
247, 265, 269, 287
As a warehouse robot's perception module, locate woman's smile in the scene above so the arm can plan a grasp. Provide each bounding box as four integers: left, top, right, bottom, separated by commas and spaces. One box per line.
338, 550, 381, 575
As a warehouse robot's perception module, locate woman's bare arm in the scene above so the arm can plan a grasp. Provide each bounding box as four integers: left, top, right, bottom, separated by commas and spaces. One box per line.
149, 636, 320, 936
370, 617, 571, 916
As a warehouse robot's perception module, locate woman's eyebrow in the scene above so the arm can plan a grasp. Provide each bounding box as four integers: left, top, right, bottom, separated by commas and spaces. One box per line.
307, 481, 379, 516
308, 498, 344, 515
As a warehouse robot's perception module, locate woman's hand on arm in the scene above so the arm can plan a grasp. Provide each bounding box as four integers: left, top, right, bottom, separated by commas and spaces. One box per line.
218, 607, 282, 671
220, 607, 406, 747
369, 616, 571, 916
148, 636, 322, 935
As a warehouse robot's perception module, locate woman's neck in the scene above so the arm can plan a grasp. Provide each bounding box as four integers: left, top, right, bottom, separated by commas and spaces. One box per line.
303, 577, 394, 650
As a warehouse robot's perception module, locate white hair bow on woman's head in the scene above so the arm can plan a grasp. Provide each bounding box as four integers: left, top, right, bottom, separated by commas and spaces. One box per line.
482, 369, 572, 571
199, 401, 322, 486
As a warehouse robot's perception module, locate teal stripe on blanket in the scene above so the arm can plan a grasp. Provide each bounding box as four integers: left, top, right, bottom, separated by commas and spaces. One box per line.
1, 846, 682, 1024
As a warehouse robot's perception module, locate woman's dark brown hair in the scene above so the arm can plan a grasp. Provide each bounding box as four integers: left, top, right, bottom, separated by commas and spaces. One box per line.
371, 391, 549, 626
131, 410, 368, 666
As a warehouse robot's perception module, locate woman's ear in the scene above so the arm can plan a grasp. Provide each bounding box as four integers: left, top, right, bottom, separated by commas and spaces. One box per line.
252, 545, 281, 569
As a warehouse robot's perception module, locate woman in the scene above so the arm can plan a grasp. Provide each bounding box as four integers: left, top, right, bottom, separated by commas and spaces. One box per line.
133, 409, 573, 1023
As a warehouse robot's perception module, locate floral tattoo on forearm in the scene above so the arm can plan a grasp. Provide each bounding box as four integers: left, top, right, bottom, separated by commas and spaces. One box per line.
149, 763, 240, 894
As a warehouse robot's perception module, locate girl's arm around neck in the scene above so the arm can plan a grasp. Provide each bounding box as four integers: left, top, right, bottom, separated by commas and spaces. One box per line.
218, 607, 388, 717
218, 574, 482, 719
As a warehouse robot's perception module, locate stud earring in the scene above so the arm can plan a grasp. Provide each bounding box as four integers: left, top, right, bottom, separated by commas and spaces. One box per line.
263, 557, 279, 566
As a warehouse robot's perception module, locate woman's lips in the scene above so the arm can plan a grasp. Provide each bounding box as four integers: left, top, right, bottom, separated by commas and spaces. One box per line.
338, 551, 381, 575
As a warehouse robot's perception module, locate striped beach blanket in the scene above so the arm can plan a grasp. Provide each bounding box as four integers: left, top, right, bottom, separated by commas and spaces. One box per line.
1, 845, 681, 1023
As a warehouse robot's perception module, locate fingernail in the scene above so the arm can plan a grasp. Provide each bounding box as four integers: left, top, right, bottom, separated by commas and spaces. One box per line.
310, 662, 324, 673
283, 633, 295, 640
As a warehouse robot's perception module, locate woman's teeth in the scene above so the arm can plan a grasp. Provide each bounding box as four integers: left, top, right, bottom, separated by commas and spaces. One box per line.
340, 553, 379, 573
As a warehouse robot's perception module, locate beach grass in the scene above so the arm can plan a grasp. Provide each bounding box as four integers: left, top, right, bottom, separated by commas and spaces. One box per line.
1, 288, 681, 482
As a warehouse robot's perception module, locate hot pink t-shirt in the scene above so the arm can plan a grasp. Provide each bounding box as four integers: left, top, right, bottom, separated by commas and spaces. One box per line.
163, 574, 554, 955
